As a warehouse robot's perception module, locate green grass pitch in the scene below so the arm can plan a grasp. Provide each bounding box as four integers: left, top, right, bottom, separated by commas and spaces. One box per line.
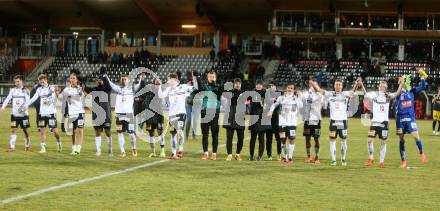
0, 108, 439, 210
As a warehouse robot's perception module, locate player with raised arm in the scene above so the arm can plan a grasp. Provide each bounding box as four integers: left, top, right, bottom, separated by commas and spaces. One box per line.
84, 72, 113, 156
302, 79, 324, 164
265, 82, 281, 161
102, 70, 141, 157
194, 70, 223, 160
26, 74, 62, 153
0, 75, 31, 152
61, 78, 70, 134
223, 78, 246, 161
248, 79, 270, 161
30, 82, 41, 130
360, 78, 403, 168
311, 78, 359, 166
158, 73, 196, 159
395, 69, 428, 168
268, 83, 303, 164
62, 72, 86, 155
142, 78, 166, 158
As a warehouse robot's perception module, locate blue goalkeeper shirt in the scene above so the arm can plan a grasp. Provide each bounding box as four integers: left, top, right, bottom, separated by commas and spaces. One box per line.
396, 79, 427, 116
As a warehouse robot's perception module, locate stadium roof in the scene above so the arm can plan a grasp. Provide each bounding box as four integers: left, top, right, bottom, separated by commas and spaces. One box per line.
1, 0, 440, 33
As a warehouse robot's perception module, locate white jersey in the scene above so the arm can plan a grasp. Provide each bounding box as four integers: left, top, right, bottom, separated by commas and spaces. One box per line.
2, 87, 30, 117
62, 86, 85, 117
28, 85, 57, 116
365, 91, 395, 123
106, 75, 139, 114
270, 94, 303, 127
324, 91, 355, 121
158, 84, 195, 116
302, 89, 324, 122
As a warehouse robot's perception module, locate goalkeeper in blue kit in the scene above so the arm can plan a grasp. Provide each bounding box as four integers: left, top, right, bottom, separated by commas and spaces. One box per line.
395, 69, 428, 168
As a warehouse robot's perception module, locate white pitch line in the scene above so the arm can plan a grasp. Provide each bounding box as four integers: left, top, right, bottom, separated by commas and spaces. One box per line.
0, 159, 169, 206
0, 137, 250, 206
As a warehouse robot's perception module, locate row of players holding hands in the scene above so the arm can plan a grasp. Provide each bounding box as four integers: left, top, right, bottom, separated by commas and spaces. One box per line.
0, 68, 429, 168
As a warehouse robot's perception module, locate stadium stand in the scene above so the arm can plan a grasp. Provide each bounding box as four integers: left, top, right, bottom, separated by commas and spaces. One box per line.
272, 57, 440, 91
44, 53, 234, 84
273, 60, 329, 87
0, 55, 17, 78
273, 59, 364, 88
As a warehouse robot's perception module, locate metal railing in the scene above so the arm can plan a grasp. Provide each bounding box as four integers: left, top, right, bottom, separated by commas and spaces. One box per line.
243, 42, 262, 56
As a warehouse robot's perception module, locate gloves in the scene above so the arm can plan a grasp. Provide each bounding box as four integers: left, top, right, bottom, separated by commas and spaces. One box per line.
418, 68, 428, 80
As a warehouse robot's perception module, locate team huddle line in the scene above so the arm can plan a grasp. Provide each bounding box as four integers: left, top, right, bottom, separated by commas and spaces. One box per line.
0, 67, 431, 168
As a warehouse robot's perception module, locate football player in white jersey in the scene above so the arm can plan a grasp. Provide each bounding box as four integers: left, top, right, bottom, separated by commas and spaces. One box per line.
26, 74, 62, 153
103, 73, 141, 157
0, 75, 31, 152
62, 72, 86, 155
311, 79, 359, 166
268, 83, 303, 164
360, 78, 403, 168
158, 73, 196, 159
302, 80, 324, 164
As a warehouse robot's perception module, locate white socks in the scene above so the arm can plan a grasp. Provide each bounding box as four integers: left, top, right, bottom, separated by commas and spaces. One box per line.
330, 140, 336, 161
95, 136, 102, 153
117, 133, 135, 152
379, 143, 387, 163
10, 134, 17, 149
367, 141, 387, 163
129, 133, 136, 150
159, 135, 164, 148
118, 133, 125, 153
149, 136, 155, 152
281, 143, 286, 158
178, 130, 185, 152
368, 142, 374, 160
106, 136, 112, 151
288, 144, 295, 159
171, 135, 177, 154
96, 136, 113, 152
341, 140, 347, 161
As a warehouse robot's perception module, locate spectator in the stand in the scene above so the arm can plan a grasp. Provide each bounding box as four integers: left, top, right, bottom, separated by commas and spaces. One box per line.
140, 49, 150, 61
374, 64, 382, 76
243, 70, 250, 90
134, 50, 140, 65
87, 54, 93, 64
232, 67, 242, 81
103, 52, 108, 63
118, 53, 124, 65
209, 48, 215, 62
111, 53, 118, 64
256, 65, 265, 81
